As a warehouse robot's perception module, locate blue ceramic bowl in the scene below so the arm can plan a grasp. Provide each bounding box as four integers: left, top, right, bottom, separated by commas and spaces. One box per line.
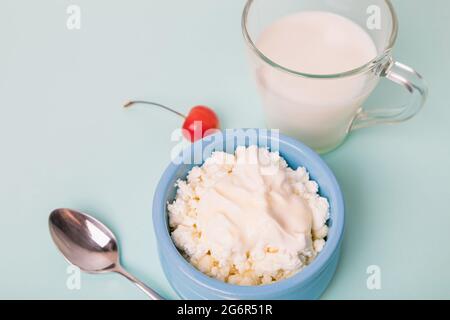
153, 129, 345, 299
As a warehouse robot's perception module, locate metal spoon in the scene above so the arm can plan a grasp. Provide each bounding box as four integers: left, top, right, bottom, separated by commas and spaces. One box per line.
48, 208, 163, 300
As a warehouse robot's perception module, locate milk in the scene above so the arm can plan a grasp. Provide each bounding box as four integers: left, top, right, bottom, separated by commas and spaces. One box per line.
255, 11, 378, 153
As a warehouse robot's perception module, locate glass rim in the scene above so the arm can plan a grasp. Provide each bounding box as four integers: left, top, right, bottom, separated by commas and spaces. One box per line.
241, 0, 399, 79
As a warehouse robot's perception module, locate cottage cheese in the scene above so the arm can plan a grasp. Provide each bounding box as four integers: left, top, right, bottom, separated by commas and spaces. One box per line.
168, 146, 329, 285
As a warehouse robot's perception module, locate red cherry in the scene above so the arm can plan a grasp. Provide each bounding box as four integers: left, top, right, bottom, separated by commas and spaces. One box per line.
182, 106, 220, 142
124, 100, 220, 142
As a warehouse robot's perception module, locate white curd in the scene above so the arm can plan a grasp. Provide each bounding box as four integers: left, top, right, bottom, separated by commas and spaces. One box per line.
168, 146, 329, 285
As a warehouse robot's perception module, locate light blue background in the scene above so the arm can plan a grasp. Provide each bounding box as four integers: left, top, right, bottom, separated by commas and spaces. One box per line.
0, 0, 449, 299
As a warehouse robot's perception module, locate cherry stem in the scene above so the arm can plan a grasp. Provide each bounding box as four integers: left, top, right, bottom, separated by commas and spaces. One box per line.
123, 100, 186, 119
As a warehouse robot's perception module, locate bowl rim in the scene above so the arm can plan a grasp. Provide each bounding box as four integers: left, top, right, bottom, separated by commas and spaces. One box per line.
153, 129, 345, 298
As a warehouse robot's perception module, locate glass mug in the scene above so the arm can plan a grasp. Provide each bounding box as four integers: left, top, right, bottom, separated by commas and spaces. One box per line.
242, 0, 428, 153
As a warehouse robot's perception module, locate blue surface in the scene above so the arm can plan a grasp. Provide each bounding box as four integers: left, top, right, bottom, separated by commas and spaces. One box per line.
0, 0, 449, 299
153, 129, 345, 299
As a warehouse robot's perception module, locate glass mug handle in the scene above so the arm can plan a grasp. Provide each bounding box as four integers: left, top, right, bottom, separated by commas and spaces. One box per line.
351, 57, 428, 130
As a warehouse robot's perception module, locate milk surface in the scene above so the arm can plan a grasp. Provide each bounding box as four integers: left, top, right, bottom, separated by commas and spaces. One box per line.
255, 11, 378, 152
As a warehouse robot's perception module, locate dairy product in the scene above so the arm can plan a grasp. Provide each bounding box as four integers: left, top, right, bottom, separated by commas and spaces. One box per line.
168, 146, 329, 285
254, 11, 379, 152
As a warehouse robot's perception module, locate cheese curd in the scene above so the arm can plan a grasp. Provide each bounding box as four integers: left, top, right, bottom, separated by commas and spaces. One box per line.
168, 146, 329, 285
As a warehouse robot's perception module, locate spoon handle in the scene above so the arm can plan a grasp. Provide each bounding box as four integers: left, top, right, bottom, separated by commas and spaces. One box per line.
115, 267, 164, 300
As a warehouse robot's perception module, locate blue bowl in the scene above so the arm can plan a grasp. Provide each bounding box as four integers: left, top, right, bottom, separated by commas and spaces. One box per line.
153, 129, 345, 299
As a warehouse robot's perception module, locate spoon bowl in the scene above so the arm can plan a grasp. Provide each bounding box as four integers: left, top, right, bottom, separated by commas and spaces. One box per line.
49, 208, 119, 273
49, 208, 163, 299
